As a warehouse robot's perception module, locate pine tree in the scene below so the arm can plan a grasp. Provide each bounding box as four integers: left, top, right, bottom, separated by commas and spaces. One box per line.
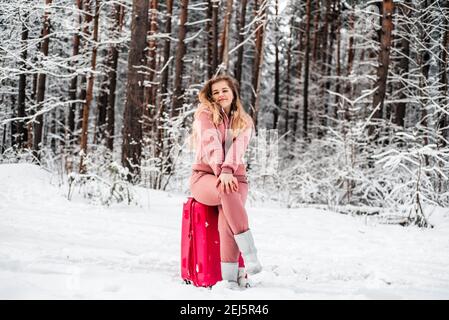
121, 0, 149, 180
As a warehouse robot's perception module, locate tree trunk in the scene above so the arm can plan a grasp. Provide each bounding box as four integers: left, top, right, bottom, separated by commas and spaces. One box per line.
1, 124, 6, 154
285, 16, 293, 137
208, 0, 219, 77
155, 0, 174, 188
319, 0, 333, 137
437, 0, 449, 193
273, 0, 280, 130
28, 68, 38, 149
172, 0, 189, 118
148, 0, 159, 114
67, 0, 83, 149
395, 0, 411, 128
345, 1, 355, 95
96, 64, 108, 144
370, 0, 394, 137
206, 0, 214, 78
79, 0, 100, 173
219, 0, 234, 73
121, 0, 149, 180
50, 109, 56, 153
418, 0, 431, 167
250, 0, 267, 132
10, 95, 16, 149
293, 22, 304, 140
316, 0, 330, 138
143, 0, 159, 140
16, 14, 29, 148
234, 0, 248, 84
106, 3, 125, 152
33, 0, 52, 161
96, 3, 124, 149
312, 0, 321, 63
77, 0, 93, 135
439, 11, 449, 147
303, 0, 312, 140
344, 0, 355, 122
160, 0, 173, 100
311, 0, 321, 138
333, 0, 341, 121
105, 45, 118, 151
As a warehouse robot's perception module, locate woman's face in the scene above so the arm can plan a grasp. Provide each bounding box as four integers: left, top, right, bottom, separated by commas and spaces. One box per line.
211, 80, 234, 110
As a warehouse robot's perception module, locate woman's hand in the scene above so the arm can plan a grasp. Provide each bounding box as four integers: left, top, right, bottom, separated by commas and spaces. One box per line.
216, 173, 239, 194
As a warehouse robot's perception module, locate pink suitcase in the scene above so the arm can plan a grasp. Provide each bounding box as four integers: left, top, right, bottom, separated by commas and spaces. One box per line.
181, 197, 244, 287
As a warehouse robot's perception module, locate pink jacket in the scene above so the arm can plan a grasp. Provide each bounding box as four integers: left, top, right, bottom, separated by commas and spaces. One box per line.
192, 105, 253, 177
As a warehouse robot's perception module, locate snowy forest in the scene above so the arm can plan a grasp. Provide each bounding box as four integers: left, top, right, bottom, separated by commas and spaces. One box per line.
0, 0, 448, 228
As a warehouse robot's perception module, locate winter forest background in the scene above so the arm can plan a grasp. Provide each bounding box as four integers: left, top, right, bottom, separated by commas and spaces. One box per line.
0, 0, 448, 228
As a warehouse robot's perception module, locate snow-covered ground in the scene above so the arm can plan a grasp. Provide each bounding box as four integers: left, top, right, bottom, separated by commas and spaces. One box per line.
0, 163, 448, 299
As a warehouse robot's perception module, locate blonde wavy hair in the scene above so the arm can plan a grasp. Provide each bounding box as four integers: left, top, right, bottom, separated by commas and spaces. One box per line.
189, 75, 253, 150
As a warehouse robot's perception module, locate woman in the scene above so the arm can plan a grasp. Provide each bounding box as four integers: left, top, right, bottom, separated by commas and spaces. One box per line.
189, 75, 262, 288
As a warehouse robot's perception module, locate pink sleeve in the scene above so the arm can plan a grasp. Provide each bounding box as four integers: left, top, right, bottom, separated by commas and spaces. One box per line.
195, 111, 224, 176
221, 123, 253, 174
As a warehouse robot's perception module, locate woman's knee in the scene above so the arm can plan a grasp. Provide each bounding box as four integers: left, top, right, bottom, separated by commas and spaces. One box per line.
190, 174, 220, 206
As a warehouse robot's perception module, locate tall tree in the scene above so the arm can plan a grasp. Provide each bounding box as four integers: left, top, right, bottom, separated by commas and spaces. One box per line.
234, 0, 248, 84
32, 0, 52, 160
273, 0, 280, 130
160, 0, 173, 101
172, 0, 189, 118
106, 3, 125, 151
311, 0, 321, 63
16, 11, 29, 148
67, 0, 83, 150
370, 0, 394, 137
121, 0, 149, 179
284, 15, 294, 136
346, 1, 355, 86
155, 0, 174, 187
95, 2, 125, 150
333, 0, 342, 121
144, 0, 159, 127
417, 0, 431, 164
302, 0, 312, 140
79, 0, 100, 173
318, 0, 333, 138
77, 0, 93, 135
322, 0, 336, 128
96, 67, 109, 144
395, 0, 412, 127
28, 55, 39, 150
292, 21, 304, 140
250, 0, 267, 131
219, 0, 234, 73
439, 1, 449, 147
207, 0, 219, 77
344, 0, 355, 122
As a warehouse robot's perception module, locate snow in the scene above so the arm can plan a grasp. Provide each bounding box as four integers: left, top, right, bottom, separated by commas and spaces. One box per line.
1, 163, 448, 299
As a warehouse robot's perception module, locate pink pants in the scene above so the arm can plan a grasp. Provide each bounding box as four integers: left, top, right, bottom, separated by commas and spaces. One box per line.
189, 171, 249, 263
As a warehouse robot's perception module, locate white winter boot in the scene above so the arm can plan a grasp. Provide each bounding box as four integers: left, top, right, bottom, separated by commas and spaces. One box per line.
220, 262, 239, 289
234, 230, 262, 275
237, 267, 251, 288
